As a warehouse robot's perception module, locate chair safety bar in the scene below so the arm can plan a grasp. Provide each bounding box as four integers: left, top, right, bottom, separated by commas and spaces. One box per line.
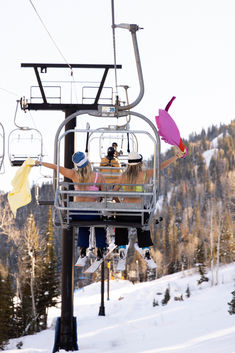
54, 181, 156, 229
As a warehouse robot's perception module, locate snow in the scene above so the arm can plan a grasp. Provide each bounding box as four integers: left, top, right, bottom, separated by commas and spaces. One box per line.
202, 131, 229, 168
6, 263, 235, 353
202, 148, 218, 168
211, 133, 224, 149
156, 191, 172, 211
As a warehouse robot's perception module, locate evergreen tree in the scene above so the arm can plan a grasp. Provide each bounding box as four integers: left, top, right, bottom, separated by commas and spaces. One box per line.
220, 211, 234, 264
186, 285, 191, 298
209, 155, 217, 183
197, 153, 207, 183
228, 289, 235, 315
196, 242, 209, 284
0, 271, 15, 349
36, 206, 59, 330
162, 287, 170, 305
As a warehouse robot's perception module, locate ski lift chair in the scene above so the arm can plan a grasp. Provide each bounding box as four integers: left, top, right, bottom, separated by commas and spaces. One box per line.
89, 127, 137, 187
53, 110, 160, 231
8, 128, 43, 166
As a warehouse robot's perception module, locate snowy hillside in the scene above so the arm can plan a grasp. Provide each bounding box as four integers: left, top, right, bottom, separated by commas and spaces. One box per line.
202, 132, 228, 168
7, 263, 235, 353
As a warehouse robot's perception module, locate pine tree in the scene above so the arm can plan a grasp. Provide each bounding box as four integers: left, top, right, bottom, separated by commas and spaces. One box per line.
36, 206, 59, 330
197, 153, 207, 183
228, 289, 235, 315
162, 286, 170, 305
196, 242, 209, 284
186, 285, 191, 298
0, 271, 15, 349
220, 211, 233, 264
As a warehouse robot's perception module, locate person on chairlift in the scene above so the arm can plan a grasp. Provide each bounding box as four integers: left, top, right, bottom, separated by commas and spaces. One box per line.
113, 147, 185, 261
112, 141, 123, 157
99, 146, 121, 184
34, 152, 108, 263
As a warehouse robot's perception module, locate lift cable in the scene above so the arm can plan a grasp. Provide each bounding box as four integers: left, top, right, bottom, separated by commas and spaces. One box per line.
28, 0, 81, 103
29, 0, 73, 74
13, 100, 29, 129
0, 87, 19, 97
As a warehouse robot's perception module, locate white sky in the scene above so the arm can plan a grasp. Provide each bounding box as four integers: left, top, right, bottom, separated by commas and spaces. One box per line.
1, 0, 235, 190
6, 262, 235, 353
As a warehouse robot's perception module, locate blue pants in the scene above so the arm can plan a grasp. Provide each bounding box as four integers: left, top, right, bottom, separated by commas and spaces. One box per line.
71, 213, 107, 248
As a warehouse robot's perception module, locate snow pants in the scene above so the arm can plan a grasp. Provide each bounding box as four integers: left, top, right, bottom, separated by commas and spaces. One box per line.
71, 212, 107, 248
114, 215, 153, 248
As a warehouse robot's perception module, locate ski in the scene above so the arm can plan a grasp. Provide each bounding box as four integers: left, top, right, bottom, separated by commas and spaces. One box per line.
134, 243, 157, 269
75, 255, 88, 267
115, 244, 130, 272
75, 248, 96, 267
84, 243, 117, 273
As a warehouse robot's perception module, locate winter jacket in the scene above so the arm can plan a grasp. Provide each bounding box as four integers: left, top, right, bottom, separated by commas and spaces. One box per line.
99, 156, 121, 184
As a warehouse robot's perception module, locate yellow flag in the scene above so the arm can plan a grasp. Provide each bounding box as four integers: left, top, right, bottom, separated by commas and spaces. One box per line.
7, 158, 36, 217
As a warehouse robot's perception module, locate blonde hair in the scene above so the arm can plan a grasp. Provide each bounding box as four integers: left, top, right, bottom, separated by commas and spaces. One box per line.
123, 162, 143, 184
75, 162, 92, 182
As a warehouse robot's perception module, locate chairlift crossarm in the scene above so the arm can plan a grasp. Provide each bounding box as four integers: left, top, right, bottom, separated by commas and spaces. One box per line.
21, 63, 122, 111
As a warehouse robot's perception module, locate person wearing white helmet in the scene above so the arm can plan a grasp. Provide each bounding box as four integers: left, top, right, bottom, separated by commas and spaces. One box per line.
34, 151, 108, 262
113, 147, 185, 261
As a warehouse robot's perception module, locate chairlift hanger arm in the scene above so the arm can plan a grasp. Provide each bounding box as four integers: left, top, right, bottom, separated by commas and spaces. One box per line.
112, 23, 144, 111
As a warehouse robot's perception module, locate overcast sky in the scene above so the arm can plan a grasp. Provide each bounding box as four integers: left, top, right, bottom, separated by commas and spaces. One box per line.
1, 0, 235, 190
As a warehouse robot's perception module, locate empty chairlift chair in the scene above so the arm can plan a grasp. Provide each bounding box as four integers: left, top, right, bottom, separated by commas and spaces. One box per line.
8, 127, 43, 166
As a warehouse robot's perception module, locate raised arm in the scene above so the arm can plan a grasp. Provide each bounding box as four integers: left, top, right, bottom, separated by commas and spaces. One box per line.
35, 160, 75, 180
146, 146, 185, 178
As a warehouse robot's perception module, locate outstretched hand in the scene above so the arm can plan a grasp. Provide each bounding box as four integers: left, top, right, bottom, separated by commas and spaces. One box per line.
174, 146, 185, 159
29, 160, 40, 167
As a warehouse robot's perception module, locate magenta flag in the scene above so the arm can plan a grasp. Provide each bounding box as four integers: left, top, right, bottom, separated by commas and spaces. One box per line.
155, 96, 188, 158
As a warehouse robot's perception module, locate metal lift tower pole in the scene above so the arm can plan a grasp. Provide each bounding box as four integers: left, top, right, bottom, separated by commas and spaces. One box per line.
60, 109, 77, 350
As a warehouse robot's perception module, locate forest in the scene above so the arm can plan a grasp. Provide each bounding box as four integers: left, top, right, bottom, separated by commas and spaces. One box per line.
0, 119, 234, 348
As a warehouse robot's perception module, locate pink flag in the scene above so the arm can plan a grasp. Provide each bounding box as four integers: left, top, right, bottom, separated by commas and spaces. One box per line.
155, 96, 188, 158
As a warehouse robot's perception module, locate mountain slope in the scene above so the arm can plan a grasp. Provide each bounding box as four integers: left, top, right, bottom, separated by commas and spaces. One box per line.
7, 263, 235, 353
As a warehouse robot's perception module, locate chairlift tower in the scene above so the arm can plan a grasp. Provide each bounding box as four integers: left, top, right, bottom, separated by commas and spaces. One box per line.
20, 62, 122, 352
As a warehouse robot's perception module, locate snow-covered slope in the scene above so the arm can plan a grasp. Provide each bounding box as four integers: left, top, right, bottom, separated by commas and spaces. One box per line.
202, 132, 228, 168
7, 263, 235, 353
